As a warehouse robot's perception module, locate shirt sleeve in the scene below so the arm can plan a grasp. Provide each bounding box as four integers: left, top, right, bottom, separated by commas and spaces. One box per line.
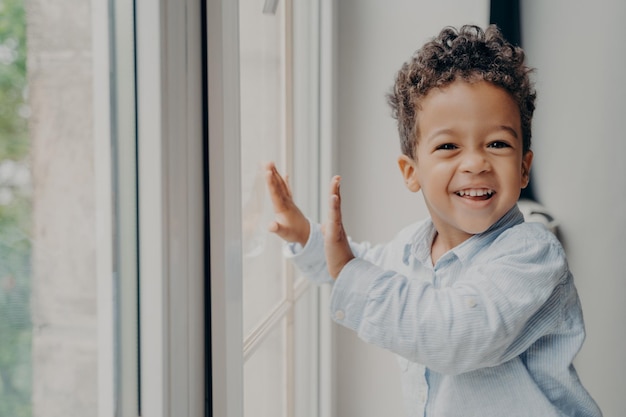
284, 221, 332, 285
285, 220, 392, 285
330, 225, 569, 375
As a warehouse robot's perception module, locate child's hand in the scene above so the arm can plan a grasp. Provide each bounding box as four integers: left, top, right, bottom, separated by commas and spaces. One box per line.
324, 176, 355, 279
265, 162, 310, 246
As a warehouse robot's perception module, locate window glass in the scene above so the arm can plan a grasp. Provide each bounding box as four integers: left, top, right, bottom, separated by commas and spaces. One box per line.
0, 0, 32, 414
239, 1, 318, 416
0, 0, 143, 415
240, 0, 287, 337
244, 319, 287, 417
1, 0, 101, 415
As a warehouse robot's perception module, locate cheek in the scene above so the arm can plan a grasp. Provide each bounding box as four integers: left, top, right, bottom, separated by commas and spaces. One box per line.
420, 163, 452, 191
428, 160, 454, 177
505, 164, 525, 188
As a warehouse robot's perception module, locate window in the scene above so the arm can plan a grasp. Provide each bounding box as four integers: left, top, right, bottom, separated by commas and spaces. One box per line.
0, 0, 31, 415
208, 0, 336, 416
0, 1, 107, 415
101, 0, 207, 414
2, 0, 335, 415
239, 0, 317, 416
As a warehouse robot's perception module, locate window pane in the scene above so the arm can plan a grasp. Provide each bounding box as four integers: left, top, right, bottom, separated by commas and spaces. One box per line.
240, 0, 287, 336
294, 286, 317, 417
244, 320, 287, 417
0, 0, 32, 414
0, 0, 144, 414
0, 0, 101, 415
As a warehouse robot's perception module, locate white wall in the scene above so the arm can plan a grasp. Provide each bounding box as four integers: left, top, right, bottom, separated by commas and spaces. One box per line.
522, 2, 626, 416
335, 1, 625, 416
335, 2, 488, 416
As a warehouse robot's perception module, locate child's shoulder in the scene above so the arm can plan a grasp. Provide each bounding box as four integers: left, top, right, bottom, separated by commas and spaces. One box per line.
491, 220, 566, 261
500, 219, 560, 243
476, 221, 571, 286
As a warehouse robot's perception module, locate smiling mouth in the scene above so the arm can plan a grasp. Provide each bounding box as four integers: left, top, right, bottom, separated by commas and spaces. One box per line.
455, 189, 495, 200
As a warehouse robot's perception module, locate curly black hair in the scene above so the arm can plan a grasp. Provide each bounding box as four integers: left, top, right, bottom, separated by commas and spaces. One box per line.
387, 24, 536, 159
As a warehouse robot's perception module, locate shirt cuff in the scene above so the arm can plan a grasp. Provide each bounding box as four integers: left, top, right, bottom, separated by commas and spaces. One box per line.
330, 257, 386, 332
283, 221, 331, 284
283, 220, 320, 257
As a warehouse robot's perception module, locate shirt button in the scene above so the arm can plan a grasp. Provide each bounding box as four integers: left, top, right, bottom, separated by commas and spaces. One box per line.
467, 298, 477, 308
334, 310, 345, 321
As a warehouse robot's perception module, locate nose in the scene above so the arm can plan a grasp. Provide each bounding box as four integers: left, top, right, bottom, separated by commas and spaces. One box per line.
459, 149, 490, 174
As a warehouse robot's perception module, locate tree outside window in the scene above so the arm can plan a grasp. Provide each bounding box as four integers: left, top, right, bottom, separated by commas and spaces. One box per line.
0, 0, 32, 416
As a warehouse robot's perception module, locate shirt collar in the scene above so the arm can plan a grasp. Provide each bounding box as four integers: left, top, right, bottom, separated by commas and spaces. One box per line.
408, 205, 525, 266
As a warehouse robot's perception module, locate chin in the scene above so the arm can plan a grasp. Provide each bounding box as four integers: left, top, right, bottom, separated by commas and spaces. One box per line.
461, 222, 493, 235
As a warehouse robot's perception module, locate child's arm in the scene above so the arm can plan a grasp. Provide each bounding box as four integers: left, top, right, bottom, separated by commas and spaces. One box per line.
328, 224, 570, 375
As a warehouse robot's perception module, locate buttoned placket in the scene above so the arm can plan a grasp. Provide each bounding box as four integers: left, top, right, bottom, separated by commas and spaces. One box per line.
418, 261, 438, 415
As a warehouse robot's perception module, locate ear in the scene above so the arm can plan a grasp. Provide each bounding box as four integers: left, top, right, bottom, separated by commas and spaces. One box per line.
520, 150, 534, 189
398, 155, 421, 193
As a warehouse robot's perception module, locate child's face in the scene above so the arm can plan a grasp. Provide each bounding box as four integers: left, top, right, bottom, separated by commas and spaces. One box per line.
398, 80, 533, 245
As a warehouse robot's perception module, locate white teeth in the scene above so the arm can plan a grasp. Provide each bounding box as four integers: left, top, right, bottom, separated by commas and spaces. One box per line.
456, 189, 494, 197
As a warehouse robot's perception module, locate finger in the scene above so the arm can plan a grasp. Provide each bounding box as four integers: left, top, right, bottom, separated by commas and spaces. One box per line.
329, 175, 340, 198
265, 162, 286, 188
328, 176, 343, 226
274, 166, 291, 197
328, 195, 341, 231
284, 174, 293, 197
265, 164, 292, 211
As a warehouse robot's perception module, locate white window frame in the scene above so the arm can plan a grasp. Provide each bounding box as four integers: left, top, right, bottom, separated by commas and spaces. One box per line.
95, 0, 338, 415
206, 1, 243, 416
317, 0, 339, 415
135, 0, 206, 415
96, 0, 205, 415
93, 0, 115, 415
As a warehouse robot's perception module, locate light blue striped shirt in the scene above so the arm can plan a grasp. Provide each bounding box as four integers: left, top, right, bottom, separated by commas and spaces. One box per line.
287, 206, 602, 417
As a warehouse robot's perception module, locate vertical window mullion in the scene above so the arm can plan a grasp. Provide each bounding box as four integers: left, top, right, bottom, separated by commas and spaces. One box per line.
108, 0, 141, 413
283, 0, 295, 416
206, 0, 244, 415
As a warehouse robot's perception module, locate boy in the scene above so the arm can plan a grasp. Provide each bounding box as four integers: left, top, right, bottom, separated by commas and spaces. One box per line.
265, 25, 601, 416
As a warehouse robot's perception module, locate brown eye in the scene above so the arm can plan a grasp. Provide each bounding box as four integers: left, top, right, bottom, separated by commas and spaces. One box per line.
488, 141, 510, 149
436, 143, 457, 150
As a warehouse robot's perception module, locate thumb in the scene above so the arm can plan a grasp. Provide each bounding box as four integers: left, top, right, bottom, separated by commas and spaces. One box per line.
268, 221, 280, 234
328, 175, 343, 226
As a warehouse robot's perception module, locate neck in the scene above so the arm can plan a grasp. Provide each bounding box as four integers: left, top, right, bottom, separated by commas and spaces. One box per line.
430, 230, 471, 265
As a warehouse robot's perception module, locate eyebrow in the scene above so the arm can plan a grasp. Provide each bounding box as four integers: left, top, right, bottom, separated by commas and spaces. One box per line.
425, 125, 519, 142
496, 125, 519, 139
